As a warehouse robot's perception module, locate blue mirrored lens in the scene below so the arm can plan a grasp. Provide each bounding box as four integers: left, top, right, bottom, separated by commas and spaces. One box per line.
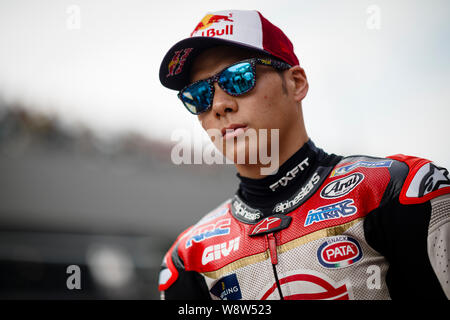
180, 81, 212, 114
219, 62, 255, 95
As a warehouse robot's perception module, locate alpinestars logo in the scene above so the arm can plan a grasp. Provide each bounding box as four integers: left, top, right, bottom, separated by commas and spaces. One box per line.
232, 197, 262, 223
249, 214, 292, 236
251, 217, 281, 235
396, 159, 450, 204
274, 172, 320, 213
417, 163, 450, 197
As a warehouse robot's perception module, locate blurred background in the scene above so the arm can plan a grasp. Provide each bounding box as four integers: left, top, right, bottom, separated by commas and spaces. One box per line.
0, 0, 448, 299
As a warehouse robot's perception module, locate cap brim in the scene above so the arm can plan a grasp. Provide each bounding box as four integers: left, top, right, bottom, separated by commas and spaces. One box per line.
159, 37, 271, 91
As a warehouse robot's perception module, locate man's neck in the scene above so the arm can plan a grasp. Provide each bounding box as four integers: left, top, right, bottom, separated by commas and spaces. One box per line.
235, 139, 332, 216
235, 133, 309, 179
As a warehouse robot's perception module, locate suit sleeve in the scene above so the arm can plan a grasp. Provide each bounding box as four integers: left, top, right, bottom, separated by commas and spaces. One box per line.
364, 155, 450, 299
426, 194, 450, 298
158, 231, 211, 300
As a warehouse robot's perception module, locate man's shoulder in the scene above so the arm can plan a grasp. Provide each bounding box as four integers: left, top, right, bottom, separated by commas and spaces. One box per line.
158, 199, 234, 291
329, 154, 408, 195
168, 198, 248, 273
171, 199, 234, 249
331, 154, 404, 178
331, 153, 450, 205
386, 154, 450, 205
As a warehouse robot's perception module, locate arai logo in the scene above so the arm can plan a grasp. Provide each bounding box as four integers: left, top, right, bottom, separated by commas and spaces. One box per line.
320, 173, 364, 199
317, 236, 363, 269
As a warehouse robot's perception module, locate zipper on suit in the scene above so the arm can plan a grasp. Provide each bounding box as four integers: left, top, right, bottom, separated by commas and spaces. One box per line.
267, 233, 284, 300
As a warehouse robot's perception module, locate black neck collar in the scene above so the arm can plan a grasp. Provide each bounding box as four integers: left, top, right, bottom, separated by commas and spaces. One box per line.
232, 140, 340, 223
237, 139, 320, 199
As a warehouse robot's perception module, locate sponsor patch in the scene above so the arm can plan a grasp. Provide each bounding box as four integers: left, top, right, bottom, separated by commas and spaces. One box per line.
317, 236, 363, 269
331, 160, 392, 177
210, 273, 242, 300
273, 172, 320, 213
201, 237, 240, 265
191, 13, 234, 37
249, 214, 292, 237
185, 218, 230, 248
388, 155, 450, 204
405, 162, 450, 200
320, 173, 364, 199
231, 196, 262, 223
304, 199, 357, 227
260, 269, 353, 300
269, 157, 310, 192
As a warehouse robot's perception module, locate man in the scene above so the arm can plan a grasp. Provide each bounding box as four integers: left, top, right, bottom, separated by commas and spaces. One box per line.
157, 10, 449, 300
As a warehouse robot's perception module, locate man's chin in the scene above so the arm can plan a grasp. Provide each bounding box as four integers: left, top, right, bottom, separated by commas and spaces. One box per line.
222, 140, 258, 165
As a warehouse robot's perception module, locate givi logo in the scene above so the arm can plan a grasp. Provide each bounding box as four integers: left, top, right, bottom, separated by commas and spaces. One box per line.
201, 237, 240, 265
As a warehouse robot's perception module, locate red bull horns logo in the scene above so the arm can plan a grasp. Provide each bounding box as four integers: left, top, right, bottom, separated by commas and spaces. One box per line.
190, 13, 234, 37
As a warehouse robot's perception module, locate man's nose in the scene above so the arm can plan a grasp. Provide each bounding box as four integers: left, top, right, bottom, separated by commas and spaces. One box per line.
211, 83, 238, 118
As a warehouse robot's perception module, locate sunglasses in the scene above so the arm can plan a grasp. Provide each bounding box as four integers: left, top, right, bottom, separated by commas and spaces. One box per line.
178, 58, 292, 115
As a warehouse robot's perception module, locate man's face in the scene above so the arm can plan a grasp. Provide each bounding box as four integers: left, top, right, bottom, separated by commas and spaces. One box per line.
189, 46, 305, 166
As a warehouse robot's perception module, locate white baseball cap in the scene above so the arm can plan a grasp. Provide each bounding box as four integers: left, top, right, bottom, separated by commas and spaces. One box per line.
159, 10, 300, 91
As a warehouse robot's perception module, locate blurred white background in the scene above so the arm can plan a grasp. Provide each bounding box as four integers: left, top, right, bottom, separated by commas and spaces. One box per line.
0, 0, 448, 167
0, 0, 449, 299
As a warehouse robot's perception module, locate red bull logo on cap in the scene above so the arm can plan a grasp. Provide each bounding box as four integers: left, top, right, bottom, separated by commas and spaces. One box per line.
190, 13, 234, 37
166, 47, 193, 78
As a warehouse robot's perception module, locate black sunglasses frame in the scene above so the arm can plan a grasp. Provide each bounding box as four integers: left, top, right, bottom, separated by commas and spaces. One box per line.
177, 58, 292, 115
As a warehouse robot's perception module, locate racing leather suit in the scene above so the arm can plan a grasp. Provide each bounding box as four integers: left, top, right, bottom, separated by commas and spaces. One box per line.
158, 140, 450, 300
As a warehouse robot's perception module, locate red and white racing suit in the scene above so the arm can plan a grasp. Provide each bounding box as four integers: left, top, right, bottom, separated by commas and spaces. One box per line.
158, 140, 450, 300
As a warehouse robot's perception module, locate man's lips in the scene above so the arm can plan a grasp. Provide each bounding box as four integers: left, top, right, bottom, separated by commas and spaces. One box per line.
221, 124, 248, 139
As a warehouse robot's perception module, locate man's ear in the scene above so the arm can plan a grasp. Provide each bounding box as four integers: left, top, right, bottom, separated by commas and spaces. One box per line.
287, 66, 309, 102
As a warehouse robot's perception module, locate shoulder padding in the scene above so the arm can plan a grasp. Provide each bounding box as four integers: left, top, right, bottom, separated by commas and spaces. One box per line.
158, 199, 232, 291
158, 226, 193, 291
331, 155, 395, 177
388, 154, 450, 205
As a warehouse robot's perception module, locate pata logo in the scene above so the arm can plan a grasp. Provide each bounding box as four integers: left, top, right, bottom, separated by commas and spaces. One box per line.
320, 173, 364, 199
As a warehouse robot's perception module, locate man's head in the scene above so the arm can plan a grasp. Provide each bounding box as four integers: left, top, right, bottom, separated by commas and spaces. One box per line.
190, 45, 309, 177
160, 10, 309, 177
